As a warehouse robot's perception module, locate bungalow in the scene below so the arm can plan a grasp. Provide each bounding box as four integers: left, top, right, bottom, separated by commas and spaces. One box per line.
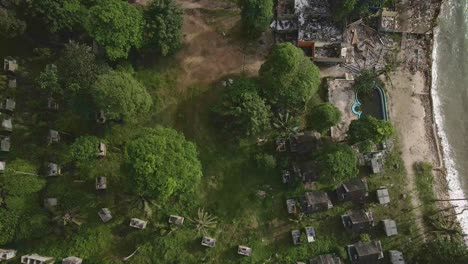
7, 78, 16, 89
44, 198, 58, 208
96, 176, 107, 190
1, 117, 12, 132
388, 250, 405, 264
0, 99, 16, 112
289, 131, 320, 154
382, 219, 398, 237
98, 142, 106, 158
341, 210, 375, 233
0, 161, 5, 173
62, 256, 83, 264
282, 170, 291, 184
3, 58, 18, 73
21, 254, 54, 264
291, 229, 301, 245
201, 237, 216, 248
47, 130, 60, 145
336, 178, 369, 203
304, 226, 315, 243
47, 97, 59, 111
129, 218, 147, 230
98, 208, 112, 223
286, 199, 297, 214
310, 254, 343, 264
0, 249, 16, 261
96, 110, 106, 124
346, 240, 384, 264
0, 136, 10, 152
238, 245, 252, 256
362, 152, 384, 174
292, 161, 319, 182
300, 191, 333, 213
46, 163, 61, 177
376, 187, 390, 205
168, 215, 184, 225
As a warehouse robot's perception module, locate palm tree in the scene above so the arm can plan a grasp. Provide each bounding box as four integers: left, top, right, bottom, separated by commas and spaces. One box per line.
125, 194, 158, 219
190, 208, 218, 236
272, 111, 301, 137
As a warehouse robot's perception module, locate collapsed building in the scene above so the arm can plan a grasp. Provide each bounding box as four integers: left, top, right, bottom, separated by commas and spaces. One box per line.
272, 0, 346, 64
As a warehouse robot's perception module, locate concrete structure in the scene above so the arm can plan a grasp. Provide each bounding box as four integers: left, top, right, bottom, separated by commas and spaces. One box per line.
336, 178, 369, 203
286, 199, 297, 214
237, 245, 252, 256
46, 163, 61, 177
129, 218, 147, 230
0, 161, 5, 173
377, 187, 390, 205
21, 254, 54, 264
0, 136, 10, 152
346, 241, 384, 264
168, 215, 184, 225
300, 191, 333, 213
3, 58, 18, 72
388, 250, 405, 264
96, 176, 107, 190
379, 9, 399, 32
98, 208, 112, 223
342, 210, 374, 233
0, 249, 16, 261
0, 99, 15, 112
328, 79, 356, 141
1, 117, 12, 132
98, 142, 106, 158
382, 219, 398, 237
62, 256, 83, 264
201, 237, 216, 248
304, 226, 315, 243
47, 130, 60, 145
291, 229, 301, 245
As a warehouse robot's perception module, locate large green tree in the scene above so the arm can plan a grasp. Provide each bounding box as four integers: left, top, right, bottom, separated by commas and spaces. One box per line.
217, 76, 271, 137
125, 128, 202, 202
308, 102, 342, 133
0, 7, 26, 38
28, 0, 87, 33
348, 116, 394, 144
92, 70, 152, 121
353, 69, 383, 96
239, 0, 273, 37
317, 144, 358, 185
85, 0, 144, 60
68, 136, 100, 164
143, 0, 183, 56
37, 64, 61, 94
259, 43, 320, 111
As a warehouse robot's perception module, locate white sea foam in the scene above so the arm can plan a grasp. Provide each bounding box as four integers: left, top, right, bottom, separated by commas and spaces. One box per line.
431, 2, 468, 240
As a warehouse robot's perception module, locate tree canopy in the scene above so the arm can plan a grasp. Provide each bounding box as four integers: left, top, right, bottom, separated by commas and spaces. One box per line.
28, 0, 87, 33
353, 69, 382, 96
85, 0, 144, 60
259, 43, 320, 111
217, 76, 271, 137
68, 136, 100, 164
37, 64, 61, 94
317, 144, 358, 185
0, 7, 26, 38
308, 103, 342, 134
348, 116, 394, 144
238, 0, 273, 37
92, 70, 152, 121
125, 127, 202, 202
143, 0, 183, 56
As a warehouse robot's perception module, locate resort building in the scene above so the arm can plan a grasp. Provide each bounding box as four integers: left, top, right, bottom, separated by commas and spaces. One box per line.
0, 249, 16, 261
310, 254, 343, 264
300, 191, 333, 213
346, 241, 384, 264
168, 215, 184, 225
382, 219, 398, 237
336, 178, 369, 203
21, 254, 54, 264
129, 218, 148, 230
201, 237, 216, 248
342, 210, 375, 233
376, 187, 390, 205
98, 208, 112, 223
237, 245, 252, 256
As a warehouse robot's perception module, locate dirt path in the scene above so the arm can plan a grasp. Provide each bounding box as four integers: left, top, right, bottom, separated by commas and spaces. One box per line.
386, 69, 435, 236
175, 0, 268, 92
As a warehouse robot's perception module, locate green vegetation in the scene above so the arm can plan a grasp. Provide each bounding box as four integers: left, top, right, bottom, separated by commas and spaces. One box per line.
316, 143, 358, 186
143, 0, 184, 56
0, 6, 26, 38
238, 0, 273, 37
259, 43, 321, 112
353, 69, 383, 96
308, 102, 342, 134
411, 237, 468, 263
85, 0, 144, 60
28, 0, 87, 33
68, 136, 101, 165
348, 116, 395, 144
414, 162, 436, 214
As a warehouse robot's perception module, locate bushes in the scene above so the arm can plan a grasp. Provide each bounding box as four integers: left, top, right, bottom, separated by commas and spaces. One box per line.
308, 103, 342, 134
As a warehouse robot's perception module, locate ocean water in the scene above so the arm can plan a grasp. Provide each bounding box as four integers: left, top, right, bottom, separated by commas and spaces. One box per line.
432, 0, 468, 236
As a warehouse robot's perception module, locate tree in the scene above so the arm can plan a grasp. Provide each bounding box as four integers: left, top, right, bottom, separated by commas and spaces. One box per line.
348, 116, 394, 144
190, 208, 217, 236
28, 0, 87, 33
68, 136, 100, 164
331, 0, 357, 22
37, 64, 61, 94
412, 237, 468, 263
353, 70, 382, 96
57, 41, 101, 92
217, 76, 271, 137
317, 144, 358, 185
308, 103, 342, 133
125, 128, 202, 202
259, 43, 320, 111
238, 0, 273, 37
85, 0, 144, 60
143, 0, 183, 56
92, 70, 152, 121
0, 8, 26, 38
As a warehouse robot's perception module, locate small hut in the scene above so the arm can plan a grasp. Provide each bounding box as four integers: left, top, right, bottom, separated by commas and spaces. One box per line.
168, 215, 184, 225
310, 254, 343, 264
96, 176, 107, 190
7, 78, 16, 89
346, 240, 384, 263
98, 142, 106, 158
129, 218, 148, 230
21, 254, 54, 264
389, 250, 405, 264
382, 219, 398, 237
286, 199, 297, 214
282, 170, 291, 184
291, 229, 301, 245
98, 208, 112, 223
201, 237, 216, 248
0, 136, 10, 152
1, 118, 12, 132
3, 58, 18, 73
0, 99, 16, 112
341, 210, 375, 233
238, 245, 252, 256
336, 178, 369, 203
305, 226, 316, 243
0, 249, 16, 261
96, 110, 106, 124
44, 198, 58, 208
0, 161, 5, 173
377, 187, 390, 205
300, 191, 333, 213
62, 256, 83, 264
46, 163, 61, 177
47, 130, 60, 145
